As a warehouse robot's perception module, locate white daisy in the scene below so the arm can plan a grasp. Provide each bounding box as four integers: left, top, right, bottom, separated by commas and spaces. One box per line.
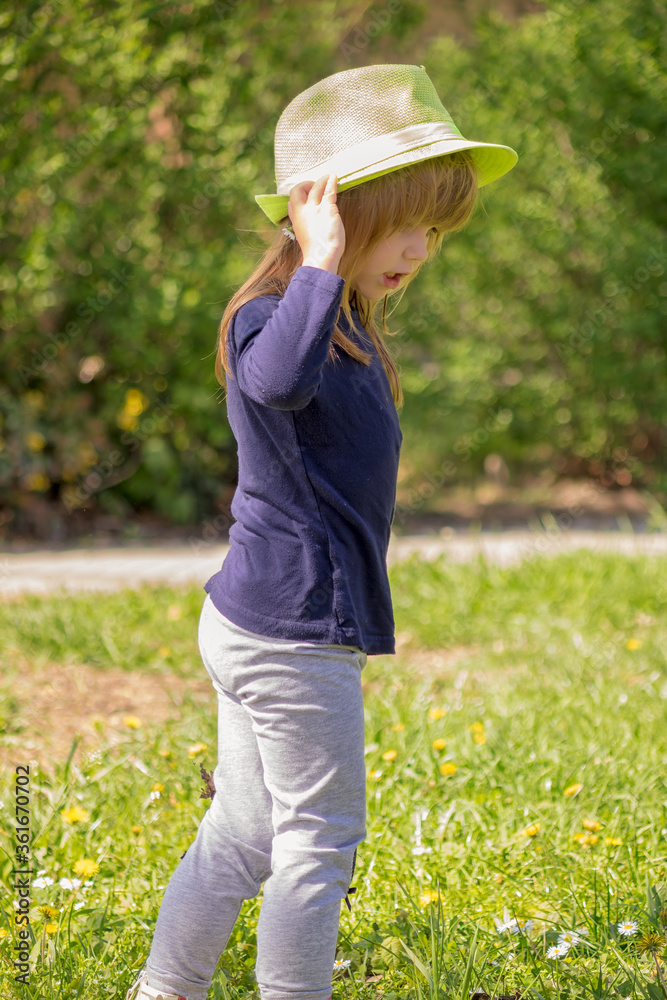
333, 959, 351, 970
558, 930, 580, 947
149, 790, 161, 802
74, 902, 85, 911
617, 920, 639, 937
547, 943, 571, 959
32, 876, 54, 889
58, 878, 82, 891
494, 917, 516, 934
496, 917, 532, 935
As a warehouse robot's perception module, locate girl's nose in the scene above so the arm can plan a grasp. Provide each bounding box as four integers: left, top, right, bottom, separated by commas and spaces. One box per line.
406, 230, 429, 263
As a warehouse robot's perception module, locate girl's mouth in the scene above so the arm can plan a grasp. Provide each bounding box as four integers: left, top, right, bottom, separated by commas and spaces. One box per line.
382, 273, 403, 289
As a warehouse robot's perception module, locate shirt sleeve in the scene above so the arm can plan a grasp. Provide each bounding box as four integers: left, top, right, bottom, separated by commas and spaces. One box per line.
230, 266, 346, 410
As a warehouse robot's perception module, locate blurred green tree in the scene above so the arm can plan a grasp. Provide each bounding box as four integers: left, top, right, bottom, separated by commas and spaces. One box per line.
394, 0, 666, 512
0, 0, 664, 540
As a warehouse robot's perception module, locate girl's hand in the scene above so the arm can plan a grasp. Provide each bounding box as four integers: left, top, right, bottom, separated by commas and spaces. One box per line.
288, 173, 345, 273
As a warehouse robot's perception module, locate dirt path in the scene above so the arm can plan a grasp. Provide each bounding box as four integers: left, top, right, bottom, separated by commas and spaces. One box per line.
1, 530, 665, 599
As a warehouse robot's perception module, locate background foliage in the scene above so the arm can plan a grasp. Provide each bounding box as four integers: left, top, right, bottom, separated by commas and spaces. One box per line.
0, 0, 665, 539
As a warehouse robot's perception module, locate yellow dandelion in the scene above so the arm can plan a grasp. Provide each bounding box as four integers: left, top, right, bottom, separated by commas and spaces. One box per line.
61, 806, 89, 824
473, 733, 486, 745
582, 819, 602, 832
117, 388, 149, 430
73, 859, 99, 877
38, 905, 60, 919
573, 832, 598, 846
131, 825, 143, 834
151, 782, 165, 792
167, 604, 181, 620
520, 823, 540, 838
392, 722, 405, 732
418, 890, 440, 907
605, 836, 623, 846
429, 707, 445, 720
26, 471, 50, 492
382, 749, 397, 762
432, 738, 447, 751
637, 932, 663, 956
468, 722, 485, 733
563, 783, 583, 797
187, 742, 207, 758
626, 638, 642, 650
158, 645, 171, 657
123, 715, 142, 729
439, 762, 457, 777
26, 431, 46, 452
0, 928, 8, 939
45, 923, 58, 934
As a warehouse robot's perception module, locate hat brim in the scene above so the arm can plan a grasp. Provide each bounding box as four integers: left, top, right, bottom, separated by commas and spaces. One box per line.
254, 139, 518, 226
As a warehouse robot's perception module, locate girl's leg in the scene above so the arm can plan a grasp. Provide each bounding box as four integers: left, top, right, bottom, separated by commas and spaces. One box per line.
228, 629, 367, 1000
144, 595, 367, 1000
143, 604, 275, 1000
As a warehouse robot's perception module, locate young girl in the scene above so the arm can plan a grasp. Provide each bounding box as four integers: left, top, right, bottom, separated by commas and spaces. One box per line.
127, 63, 517, 1000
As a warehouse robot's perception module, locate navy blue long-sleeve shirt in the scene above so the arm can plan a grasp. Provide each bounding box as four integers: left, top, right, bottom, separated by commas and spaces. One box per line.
203, 265, 403, 655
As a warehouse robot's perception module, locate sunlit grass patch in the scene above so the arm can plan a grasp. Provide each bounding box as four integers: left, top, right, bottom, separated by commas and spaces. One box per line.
0, 549, 666, 998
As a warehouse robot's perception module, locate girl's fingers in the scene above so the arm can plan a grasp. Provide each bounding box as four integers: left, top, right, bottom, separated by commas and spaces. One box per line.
289, 179, 315, 202
307, 175, 329, 201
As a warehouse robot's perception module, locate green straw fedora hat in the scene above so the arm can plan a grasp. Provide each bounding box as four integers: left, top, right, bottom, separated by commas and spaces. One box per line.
255, 63, 519, 226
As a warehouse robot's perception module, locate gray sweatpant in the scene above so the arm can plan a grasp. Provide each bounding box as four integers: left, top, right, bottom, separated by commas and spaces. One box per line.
144, 594, 368, 1000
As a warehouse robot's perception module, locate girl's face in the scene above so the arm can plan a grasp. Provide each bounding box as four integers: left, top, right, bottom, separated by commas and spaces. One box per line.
348, 225, 434, 301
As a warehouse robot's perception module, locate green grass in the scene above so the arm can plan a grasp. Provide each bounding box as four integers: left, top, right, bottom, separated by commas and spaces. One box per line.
1, 548, 667, 1000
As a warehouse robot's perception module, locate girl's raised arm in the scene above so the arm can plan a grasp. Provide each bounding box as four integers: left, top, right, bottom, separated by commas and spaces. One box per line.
231, 265, 345, 410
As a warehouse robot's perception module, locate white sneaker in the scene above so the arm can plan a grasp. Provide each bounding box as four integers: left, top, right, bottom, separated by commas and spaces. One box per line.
125, 968, 188, 1000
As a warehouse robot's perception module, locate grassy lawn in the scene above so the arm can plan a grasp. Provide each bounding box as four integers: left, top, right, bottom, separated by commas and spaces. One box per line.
1, 547, 666, 1000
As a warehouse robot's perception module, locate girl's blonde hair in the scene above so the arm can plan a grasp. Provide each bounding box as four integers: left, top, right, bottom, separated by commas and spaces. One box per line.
215, 150, 479, 410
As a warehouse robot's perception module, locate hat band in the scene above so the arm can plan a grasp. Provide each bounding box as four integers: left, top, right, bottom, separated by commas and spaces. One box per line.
275, 120, 465, 195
